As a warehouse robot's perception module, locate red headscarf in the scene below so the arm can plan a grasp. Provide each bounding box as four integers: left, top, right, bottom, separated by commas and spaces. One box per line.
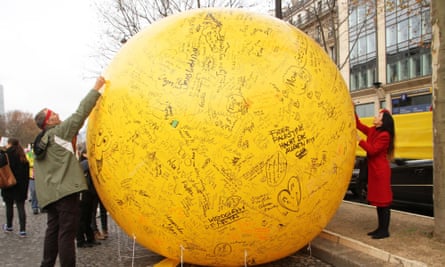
41, 109, 53, 129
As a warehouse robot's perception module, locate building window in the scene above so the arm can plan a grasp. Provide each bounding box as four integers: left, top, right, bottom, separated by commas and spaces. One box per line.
355, 103, 375, 118
392, 93, 432, 114
385, 0, 431, 84
349, 0, 376, 91
386, 47, 431, 83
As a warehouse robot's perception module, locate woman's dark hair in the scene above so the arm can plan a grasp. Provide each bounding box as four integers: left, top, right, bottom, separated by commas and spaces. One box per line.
378, 112, 395, 160
7, 138, 29, 163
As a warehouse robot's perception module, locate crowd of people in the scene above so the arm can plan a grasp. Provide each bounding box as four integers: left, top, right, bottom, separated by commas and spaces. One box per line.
1, 140, 108, 242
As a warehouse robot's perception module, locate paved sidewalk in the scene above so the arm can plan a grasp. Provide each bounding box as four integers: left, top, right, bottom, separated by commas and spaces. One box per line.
0, 202, 328, 267
317, 201, 445, 267
2, 200, 443, 266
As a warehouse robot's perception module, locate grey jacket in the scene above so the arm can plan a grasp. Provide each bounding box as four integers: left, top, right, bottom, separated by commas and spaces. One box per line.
34, 90, 101, 209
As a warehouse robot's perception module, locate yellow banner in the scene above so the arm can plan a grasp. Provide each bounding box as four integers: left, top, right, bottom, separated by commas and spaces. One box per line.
357, 112, 432, 159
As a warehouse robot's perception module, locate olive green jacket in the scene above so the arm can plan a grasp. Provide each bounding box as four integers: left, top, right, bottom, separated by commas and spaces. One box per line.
34, 90, 101, 209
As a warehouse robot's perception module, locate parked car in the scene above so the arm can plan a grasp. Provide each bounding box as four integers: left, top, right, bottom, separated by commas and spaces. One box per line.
349, 157, 368, 201
349, 156, 433, 214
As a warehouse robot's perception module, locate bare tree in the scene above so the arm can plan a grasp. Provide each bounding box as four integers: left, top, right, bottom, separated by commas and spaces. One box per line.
92, 0, 246, 68
284, 0, 431, 71
284, 0, 377, 70
0, 110, 41, 147
431, 0, 445, 242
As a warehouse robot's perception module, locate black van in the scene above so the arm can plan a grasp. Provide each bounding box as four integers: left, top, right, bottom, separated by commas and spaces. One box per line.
349, 156, 433, 216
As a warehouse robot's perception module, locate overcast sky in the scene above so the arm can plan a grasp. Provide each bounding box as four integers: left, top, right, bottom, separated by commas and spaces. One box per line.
0, 0, 280, 119
0, 0, 102, 119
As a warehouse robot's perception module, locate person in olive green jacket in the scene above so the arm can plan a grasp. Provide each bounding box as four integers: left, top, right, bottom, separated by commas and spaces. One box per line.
34, 76, 106, 267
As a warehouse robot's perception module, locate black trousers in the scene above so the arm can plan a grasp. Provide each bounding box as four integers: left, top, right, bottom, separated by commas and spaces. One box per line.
40, 193, 80, 267
76, 191, 94, 243
4, 199, 26, 232
91, 196, 108, 232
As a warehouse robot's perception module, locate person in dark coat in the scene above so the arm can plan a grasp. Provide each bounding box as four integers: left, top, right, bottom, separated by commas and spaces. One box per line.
76, 148, 101, 248
356, 109, 395, 239
1, 138, 30, 237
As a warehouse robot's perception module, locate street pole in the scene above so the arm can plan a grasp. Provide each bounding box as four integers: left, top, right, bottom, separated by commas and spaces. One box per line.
275, 0, 282, 19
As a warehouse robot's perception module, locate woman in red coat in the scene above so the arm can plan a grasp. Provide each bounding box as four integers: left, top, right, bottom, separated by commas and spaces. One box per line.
356, 109, 395, 239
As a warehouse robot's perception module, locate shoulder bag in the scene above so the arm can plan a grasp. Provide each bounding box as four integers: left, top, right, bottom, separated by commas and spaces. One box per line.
0, 153, 17, 189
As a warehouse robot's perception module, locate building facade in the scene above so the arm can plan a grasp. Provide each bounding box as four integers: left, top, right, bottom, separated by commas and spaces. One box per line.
0, 84, 5, 115
285, 0, 432, 118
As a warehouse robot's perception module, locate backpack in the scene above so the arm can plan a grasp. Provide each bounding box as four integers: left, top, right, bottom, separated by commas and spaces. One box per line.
33, 130, 49, 160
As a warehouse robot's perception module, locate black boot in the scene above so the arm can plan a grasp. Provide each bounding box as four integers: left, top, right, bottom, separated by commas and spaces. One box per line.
372, 207, 390, 239
367, 207, 382, 236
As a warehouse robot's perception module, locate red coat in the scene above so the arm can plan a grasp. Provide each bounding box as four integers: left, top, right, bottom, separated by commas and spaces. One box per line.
356, 115, 392, 207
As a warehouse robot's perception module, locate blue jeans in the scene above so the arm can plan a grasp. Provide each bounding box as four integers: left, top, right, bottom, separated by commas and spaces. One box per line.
29, 179, 39, 210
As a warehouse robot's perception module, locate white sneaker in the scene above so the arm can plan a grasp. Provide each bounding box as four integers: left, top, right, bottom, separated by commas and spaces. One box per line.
2, 224, 13, 233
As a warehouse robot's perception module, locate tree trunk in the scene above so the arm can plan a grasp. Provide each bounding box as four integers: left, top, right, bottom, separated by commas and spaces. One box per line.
432, 0, 445, 242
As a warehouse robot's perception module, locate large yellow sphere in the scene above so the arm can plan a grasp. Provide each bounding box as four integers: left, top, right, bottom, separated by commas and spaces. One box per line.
87, 8, 356, 266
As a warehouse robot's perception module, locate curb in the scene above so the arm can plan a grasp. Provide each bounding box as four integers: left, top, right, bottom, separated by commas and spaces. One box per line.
312, 230, 428, 267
